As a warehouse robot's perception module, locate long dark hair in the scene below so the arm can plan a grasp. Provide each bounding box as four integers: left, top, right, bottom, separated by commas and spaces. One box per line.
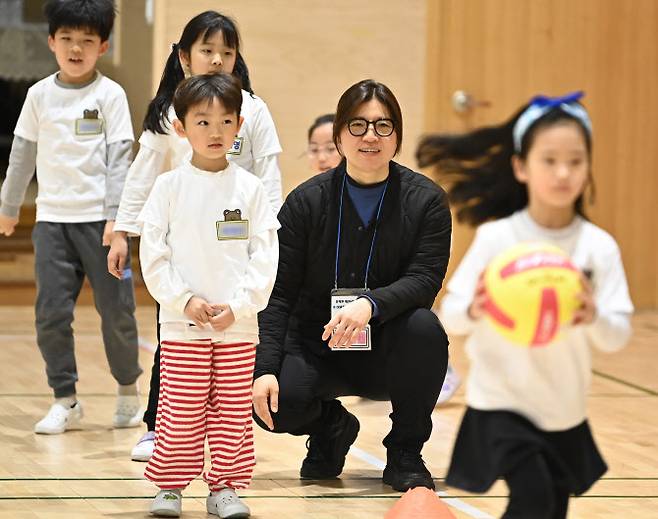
143, 11, 253, 134
416, 106, 594, 226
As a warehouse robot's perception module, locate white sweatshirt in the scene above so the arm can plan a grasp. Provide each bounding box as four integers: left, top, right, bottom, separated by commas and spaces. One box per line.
137, 161, 280, 343
439, 209, 633, 431
115, 91, 282, 235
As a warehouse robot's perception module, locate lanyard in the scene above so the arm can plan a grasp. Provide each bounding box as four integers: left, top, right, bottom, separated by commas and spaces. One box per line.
334, 173, 389, 290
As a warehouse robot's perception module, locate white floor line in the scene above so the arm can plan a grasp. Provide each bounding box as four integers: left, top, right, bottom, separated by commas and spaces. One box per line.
349, 445, 493, 518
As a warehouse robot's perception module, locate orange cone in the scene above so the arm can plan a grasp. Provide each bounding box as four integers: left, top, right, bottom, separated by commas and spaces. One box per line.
384, 487, 457, 519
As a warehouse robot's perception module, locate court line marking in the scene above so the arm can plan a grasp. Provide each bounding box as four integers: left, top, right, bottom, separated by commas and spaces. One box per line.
349, 446, 494, 518
2, 476, 656, 481
4, 494, 658, 501
592, 370, 657, 396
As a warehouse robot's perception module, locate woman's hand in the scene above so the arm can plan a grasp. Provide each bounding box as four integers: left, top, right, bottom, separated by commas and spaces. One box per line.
184, 296, 214, 328
107, 231, 128, 279
253, 374, 279, 430
467, 273, 488, 320
572, 273, 597, 325
322, 297, 372, 348
209, 303, 235, 331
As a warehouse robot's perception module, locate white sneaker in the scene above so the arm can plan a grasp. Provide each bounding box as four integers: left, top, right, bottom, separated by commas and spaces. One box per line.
436, 364, 462, 405
207, 488, 250, 518
131, 430, 156, 462
34, 401, 83, 434
113, 394, 142, 428
150, 488, 182, 517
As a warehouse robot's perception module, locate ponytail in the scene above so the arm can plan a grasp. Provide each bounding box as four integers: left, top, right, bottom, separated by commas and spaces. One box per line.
416, 107, 526, 226
143, 43, 185, 134
416, 103, 593, 226
233, 52, 254, 96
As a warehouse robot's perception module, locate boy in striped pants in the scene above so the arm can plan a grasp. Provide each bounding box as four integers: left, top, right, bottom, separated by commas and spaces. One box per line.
137, 73, 279, 518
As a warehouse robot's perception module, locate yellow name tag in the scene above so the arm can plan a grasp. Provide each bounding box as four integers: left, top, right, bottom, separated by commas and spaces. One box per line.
75, 118, 104, 135
216, 220, 249, 240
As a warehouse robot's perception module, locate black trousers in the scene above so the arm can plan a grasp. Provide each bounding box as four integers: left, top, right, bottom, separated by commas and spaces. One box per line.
253, 308, 449, 453
142, 302, 161, 431
503, 452, 570, 519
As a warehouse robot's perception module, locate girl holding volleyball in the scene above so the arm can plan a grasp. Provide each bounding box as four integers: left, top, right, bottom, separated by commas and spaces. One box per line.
416, 92, 633, 518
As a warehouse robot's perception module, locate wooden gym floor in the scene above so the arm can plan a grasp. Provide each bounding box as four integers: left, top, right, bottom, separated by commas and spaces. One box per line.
0, 304, 657, 518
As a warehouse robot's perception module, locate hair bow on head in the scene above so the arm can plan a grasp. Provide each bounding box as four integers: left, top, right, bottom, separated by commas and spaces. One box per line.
529, 91, 585, 109
513, 91, 591, 152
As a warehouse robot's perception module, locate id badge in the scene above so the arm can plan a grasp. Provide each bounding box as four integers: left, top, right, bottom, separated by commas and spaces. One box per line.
329, 288, 371, 351
216, 219, 249, 240
75, 118, 103, 135
227, 136, 243, 155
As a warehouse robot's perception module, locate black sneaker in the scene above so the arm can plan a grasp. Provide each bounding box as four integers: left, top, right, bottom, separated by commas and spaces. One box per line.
382, 448, 435, 491
300, 405, 360, 479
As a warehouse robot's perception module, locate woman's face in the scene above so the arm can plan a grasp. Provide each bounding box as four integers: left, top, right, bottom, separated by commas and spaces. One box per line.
307, 122, 341, 173
180, 30, 237, 77
338, 99, 397, 180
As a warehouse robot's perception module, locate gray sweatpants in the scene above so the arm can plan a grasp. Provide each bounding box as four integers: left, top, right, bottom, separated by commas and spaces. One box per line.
32, 221, 142, 398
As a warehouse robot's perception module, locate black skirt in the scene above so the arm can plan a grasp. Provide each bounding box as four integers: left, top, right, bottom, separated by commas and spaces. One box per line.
446, 408, 607, 495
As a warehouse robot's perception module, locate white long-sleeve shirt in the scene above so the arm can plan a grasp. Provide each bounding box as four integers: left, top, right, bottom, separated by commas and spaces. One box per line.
115, 91, 282, 235
440, 209, 633, 431
137, 161, 280, 343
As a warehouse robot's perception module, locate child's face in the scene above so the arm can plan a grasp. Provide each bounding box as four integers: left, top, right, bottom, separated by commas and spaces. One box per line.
179, 30, 237, 77
308, 123, 341, 174
514, 121, 590, 213
48, 27, 108, 84
173, 98, 243, 169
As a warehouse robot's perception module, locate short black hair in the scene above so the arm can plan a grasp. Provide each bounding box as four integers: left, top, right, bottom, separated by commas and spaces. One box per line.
173, 73, 243, 124
44, 0, 116, 42
334, 79, 403, 155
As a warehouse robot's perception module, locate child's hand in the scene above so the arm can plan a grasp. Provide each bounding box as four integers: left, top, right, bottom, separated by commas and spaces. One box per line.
0, 215, 18, 236
184, 296, 214, 328
102, 221, 115, 246
572, 273, 597, 325
209, 303, 235, 331
467, 272, 488, 320
107, 231, 128, 279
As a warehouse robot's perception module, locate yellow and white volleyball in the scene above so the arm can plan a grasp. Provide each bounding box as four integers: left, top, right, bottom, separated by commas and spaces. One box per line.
483, 242, 582, 347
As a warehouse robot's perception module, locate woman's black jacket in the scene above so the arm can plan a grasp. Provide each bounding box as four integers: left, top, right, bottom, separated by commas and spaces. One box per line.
254, 160, 452, 379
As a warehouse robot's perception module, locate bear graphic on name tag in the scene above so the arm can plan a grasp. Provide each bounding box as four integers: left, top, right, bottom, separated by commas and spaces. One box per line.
223, 209, 242, 221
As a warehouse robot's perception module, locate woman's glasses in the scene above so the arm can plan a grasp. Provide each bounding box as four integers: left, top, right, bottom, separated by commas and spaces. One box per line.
347, 118, 395, 137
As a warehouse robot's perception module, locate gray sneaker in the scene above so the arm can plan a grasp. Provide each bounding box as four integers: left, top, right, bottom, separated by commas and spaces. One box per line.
150, 488, 182, 517
206, 488, 250, 518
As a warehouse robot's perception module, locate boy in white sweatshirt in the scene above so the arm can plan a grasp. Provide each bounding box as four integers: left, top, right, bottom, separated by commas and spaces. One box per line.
137, 73, 279, 519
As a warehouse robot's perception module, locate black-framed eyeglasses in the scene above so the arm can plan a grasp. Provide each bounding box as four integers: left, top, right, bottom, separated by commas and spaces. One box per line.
347, 118, 395, 137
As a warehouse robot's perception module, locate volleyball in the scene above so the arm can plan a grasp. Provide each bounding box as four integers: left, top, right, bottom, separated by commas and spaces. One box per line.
483, 242, 582, 347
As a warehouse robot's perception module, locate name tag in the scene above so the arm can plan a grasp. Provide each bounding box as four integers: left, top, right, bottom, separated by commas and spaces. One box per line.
75, 118, 103, 135
227, 136, 243, 155
330, 288, 371, 351
216, 219, 249, 240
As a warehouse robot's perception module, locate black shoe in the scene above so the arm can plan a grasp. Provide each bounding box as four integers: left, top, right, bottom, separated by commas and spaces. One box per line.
300, 405, 360, 479
382, 449, 435, 491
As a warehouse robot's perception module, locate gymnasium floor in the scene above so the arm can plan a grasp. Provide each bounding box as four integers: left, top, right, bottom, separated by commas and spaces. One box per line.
1, 305, 657, 518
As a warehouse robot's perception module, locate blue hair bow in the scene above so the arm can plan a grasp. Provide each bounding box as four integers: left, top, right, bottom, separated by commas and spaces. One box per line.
513, 91, 591, 152
529, 91, 585, 109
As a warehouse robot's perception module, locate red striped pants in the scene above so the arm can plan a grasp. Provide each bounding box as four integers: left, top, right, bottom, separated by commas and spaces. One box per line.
144, 339, 256, 491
